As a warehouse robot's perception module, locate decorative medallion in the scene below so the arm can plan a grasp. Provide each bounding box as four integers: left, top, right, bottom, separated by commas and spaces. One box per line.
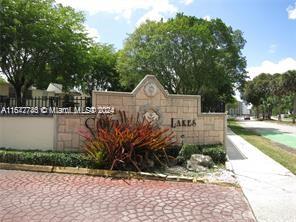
143, 110, 159, 123
139, 105, 162, 126
144, 82, 158, 97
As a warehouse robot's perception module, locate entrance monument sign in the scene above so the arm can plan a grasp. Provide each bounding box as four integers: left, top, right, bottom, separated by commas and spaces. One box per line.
91, 75, 226, 145
6, 75, 226, 150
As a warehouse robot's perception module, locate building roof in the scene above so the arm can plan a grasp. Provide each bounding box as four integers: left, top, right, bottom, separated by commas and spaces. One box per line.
47, 83, 63, 94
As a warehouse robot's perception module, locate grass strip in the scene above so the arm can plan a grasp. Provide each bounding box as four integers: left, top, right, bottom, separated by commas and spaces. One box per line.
265, 119, 296, 126
228, 120, 296, 175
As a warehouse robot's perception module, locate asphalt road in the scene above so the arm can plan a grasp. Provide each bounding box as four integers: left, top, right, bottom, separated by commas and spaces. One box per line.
238, 120, 296, 149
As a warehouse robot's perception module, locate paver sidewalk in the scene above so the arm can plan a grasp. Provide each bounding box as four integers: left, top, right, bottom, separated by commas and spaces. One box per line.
227, 129, 296, 222
0, 169, 255, 222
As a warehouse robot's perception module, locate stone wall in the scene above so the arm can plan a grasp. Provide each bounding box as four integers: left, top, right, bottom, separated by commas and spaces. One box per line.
55, 114, 95, 151
54, 75, 226, 151
1, 75, 225, 151
90, 75, 226, 146
54, 113, 225, 151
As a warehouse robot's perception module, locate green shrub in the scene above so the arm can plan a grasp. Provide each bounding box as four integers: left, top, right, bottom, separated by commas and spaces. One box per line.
202, 146, 226, 164
177, 144, 226, 164
0, 149, 102, 168
165, 145, 182, 158
177, 144, 202, 161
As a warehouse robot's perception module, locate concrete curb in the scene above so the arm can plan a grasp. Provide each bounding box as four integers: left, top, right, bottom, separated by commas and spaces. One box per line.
0, 162, 239, 187
225, 160, 234, 172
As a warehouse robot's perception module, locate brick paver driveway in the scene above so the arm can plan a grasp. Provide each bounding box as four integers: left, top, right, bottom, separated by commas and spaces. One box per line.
0, 170, 255, 222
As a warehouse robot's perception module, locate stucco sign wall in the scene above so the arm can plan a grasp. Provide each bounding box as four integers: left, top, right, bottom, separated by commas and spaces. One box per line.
0, 75, 225, 151
91, 75, 226, 145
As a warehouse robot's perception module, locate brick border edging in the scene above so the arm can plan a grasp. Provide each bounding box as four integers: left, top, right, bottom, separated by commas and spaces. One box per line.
0, 162, 239, 187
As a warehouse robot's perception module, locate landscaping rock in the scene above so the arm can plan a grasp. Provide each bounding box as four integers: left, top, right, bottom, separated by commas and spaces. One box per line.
165, 166, 188, 175
186, 154, 214, 172
186, 164, 207, 172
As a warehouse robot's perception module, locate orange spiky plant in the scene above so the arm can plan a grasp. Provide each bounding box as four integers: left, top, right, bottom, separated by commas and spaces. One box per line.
79, 110, 176, 171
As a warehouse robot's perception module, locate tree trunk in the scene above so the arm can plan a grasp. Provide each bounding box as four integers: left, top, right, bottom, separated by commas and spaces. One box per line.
14, 86, 23, 106
256, 106, 259, 119
262, 107, 266, 120
278, 103, 282, 122
88, 88, 92, 99
268, 107, 272, 120
278, 112, 281, 121
293, 96, 296, 124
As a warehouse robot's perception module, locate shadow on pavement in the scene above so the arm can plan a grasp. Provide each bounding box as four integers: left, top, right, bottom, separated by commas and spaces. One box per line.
226, 131, 246, 160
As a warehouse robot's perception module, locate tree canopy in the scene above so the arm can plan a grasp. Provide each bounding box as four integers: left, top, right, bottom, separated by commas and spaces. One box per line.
0, 0, 90, 104
117, 13, 247, 110
243, 71, 296, 122
78, 43, 122, 97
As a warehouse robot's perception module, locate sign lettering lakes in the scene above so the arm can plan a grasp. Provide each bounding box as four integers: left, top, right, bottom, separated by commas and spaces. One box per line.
171, 118, 197, 128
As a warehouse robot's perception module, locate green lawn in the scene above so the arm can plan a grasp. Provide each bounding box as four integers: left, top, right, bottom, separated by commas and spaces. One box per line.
266, 119, 296, 126
228, 120, 296, 175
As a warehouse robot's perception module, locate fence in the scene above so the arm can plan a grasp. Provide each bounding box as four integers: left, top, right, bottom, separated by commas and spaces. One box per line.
0, 96, 225, 113
201, 102, 225, 113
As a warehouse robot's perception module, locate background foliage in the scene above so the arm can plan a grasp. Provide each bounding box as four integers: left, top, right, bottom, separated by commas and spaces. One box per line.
0, 0, 91, 104
1, 0, 249, 112
243, 70, 296, 123
117, 13, 247, 110
80, 43, 122, 97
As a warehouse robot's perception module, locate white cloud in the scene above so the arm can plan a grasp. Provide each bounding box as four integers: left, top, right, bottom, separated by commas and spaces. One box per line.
247, 57, 296, 79
268, 44, 277, 54
203, 15, 212, 21
56, 0, 177, 23
180, 0, 194, 5
136, 10, 166, 26
287, 2, 296, 19
135, 1, 177, 26
84, 24, 100, 42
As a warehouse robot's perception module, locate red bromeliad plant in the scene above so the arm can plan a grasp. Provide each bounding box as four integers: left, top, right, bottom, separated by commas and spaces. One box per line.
79, 111, 176, 171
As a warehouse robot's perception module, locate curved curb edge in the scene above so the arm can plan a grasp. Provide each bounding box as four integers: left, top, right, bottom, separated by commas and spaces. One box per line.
0, 162, 239, 188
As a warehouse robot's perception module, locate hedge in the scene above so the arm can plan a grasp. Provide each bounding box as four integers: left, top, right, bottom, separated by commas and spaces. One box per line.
0, 149, 102, 169
0, 144, 226, 169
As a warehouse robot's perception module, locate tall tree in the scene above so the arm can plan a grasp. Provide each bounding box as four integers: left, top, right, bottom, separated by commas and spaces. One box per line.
0, 0, 90, 105
80, 43, 122, 97
243, 72, 296, 122
281, 70, 296, 123
243, 79, 261, 118
243, 73, 274, 119
117, 13, 247, 110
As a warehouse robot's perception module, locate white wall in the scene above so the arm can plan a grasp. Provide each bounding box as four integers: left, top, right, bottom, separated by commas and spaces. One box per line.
0, 117, 55, 150
242, 102, 251, 115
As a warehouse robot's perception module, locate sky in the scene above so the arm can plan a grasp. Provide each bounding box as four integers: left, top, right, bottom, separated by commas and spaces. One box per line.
55, 0, 296, 80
